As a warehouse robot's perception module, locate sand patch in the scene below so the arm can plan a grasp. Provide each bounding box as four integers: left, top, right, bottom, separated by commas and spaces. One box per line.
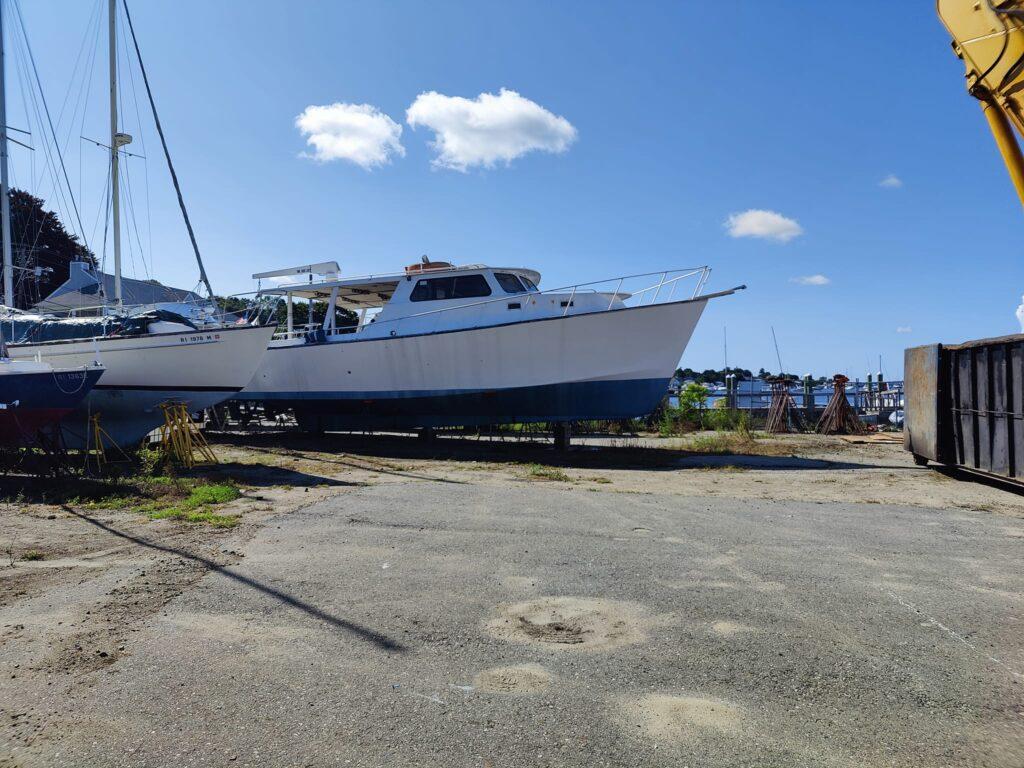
502, 575, 541, 594
485, 596, 649, 651
473, 663, 552, 694
623, 693, 744, 742
750, 580, 786, 593
703, 554, 737, 568
710, 620, 753, 636
660, 579, 740, 590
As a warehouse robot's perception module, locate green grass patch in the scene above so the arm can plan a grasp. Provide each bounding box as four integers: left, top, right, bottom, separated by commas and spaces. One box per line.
21, 549, 45, 561
140, 483, 242, 528
524, 463, 571, 482
678, 432, 792, 457
183, 484, 241, 507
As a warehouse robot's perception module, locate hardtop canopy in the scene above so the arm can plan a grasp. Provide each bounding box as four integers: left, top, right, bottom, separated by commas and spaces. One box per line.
254, 263, 542, 310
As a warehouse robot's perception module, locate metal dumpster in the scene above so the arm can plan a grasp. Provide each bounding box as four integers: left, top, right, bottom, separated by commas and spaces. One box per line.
905, 334, 1024, 481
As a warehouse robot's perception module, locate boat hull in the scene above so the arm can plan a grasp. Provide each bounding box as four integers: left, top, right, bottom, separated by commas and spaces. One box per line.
7, 324, 275, 449
238, 298, 710, 430
0, 367, 104, 446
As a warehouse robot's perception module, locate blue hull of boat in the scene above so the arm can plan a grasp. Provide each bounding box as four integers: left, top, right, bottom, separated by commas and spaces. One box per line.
0, 367, 104, 445
240, 377, 669, 431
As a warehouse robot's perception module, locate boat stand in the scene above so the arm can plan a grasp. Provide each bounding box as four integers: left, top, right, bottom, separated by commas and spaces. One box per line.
553, 422, 572, 450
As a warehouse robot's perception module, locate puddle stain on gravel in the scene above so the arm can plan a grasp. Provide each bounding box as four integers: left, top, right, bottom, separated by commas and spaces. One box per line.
710, 620, 754, 636
485, 596, 650, 651
622, 693, 744, 742
473, 663, 552, 694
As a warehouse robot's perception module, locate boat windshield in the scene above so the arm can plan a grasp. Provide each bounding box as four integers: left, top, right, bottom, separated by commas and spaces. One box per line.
494, 272, 527, 294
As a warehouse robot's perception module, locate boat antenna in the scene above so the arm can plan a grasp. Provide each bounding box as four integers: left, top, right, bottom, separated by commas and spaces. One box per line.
121, 0, 215, 300
0, 0, 12, 307
770, 325, 784, 375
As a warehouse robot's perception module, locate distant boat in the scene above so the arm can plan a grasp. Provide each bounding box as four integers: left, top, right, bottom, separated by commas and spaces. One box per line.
238, 260, 742, 430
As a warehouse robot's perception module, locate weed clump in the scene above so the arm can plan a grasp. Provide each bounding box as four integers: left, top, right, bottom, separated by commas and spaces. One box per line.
524, 463, 571, 482
140, 483, 242, 527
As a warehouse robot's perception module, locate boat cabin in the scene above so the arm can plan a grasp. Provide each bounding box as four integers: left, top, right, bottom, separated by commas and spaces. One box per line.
254, 260, 627, 344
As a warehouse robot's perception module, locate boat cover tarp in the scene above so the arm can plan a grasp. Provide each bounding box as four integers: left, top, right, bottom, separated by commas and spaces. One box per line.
2, 310, 196, 344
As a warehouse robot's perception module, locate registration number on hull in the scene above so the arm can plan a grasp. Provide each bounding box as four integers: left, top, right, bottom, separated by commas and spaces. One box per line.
178, 333, 222, 344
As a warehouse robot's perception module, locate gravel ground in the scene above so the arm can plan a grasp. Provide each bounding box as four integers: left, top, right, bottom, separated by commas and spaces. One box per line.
1, 435, 1023, 767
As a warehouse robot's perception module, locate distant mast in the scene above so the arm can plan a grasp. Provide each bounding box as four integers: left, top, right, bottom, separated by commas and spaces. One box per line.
0, 0, 13, 308
108, 0, 132, 309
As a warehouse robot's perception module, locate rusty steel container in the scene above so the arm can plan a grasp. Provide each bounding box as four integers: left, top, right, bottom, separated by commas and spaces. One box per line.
905, 334, 1024, 481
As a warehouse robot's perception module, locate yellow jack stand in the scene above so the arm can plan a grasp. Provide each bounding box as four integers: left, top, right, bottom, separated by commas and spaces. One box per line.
158, 402, 218, 468
86, 413, 129, 473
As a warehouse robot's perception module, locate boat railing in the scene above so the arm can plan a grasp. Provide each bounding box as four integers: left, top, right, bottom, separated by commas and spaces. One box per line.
269, 266, 711, 342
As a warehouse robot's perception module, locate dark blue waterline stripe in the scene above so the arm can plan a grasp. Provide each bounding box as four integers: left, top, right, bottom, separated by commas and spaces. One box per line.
238, 378, 669, 430
94, 385, 243, 392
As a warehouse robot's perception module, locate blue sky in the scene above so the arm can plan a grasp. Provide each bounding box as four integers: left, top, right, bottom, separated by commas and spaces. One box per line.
9, 1, 1022, 379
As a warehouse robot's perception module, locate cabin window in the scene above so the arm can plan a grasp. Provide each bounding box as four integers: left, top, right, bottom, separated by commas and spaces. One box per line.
520, 276, 539, 291
410, 274, 492, 302
495, 272, 526, 294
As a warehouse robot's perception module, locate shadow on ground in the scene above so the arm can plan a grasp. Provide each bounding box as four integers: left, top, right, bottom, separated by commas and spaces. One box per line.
61, 506, 407, 653
209, 430, 912, 473
204, 462, 360, 488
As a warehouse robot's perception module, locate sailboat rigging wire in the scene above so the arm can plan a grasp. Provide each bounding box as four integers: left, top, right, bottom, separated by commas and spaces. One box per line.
770, 325, 784, 375
76, 3, 104, 224
10, 18, 72, 232
53, 0, 101, 159
11, 0, 89, 249
121, 158, 148, 280
116, 19, 151, 280
121, 0, 214, 299
8, 15, 78, 279
87, 158, 110, 263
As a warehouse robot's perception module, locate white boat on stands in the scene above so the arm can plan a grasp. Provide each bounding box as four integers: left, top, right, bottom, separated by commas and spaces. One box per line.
1, 309, 273, 449
237, 260, 742, 431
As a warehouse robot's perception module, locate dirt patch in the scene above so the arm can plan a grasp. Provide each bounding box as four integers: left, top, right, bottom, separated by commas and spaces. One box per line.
485, 596, 650, 651
710, 620, 753, 636
473, 663, 552, 694
36, 554, 212, 675
623, 693, 744, 742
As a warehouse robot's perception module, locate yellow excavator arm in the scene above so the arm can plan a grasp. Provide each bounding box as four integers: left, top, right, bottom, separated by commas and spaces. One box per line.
938, 0, 1024, 205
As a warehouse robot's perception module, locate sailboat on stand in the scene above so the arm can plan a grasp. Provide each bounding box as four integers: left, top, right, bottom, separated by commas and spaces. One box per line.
0, 0, 272, 450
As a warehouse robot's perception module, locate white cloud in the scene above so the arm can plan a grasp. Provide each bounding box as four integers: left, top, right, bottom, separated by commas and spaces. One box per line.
879, 174, 902, 188
896, 326, 912, 333
725, 209, 803, 243
295, 102, 405, 169
789, 274, 830, 286
406, 88, 577, 171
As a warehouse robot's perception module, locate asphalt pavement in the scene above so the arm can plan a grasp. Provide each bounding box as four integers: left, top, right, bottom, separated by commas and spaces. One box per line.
16, 480, 1024, 768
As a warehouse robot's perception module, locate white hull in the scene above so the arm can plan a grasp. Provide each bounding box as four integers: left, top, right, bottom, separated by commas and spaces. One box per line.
239, 298, 711, 430
8, 324, 275, 448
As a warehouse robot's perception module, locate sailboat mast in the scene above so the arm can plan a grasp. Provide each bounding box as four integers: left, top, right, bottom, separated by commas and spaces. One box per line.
0, 0, 13, 308
108, 0, 123, 308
